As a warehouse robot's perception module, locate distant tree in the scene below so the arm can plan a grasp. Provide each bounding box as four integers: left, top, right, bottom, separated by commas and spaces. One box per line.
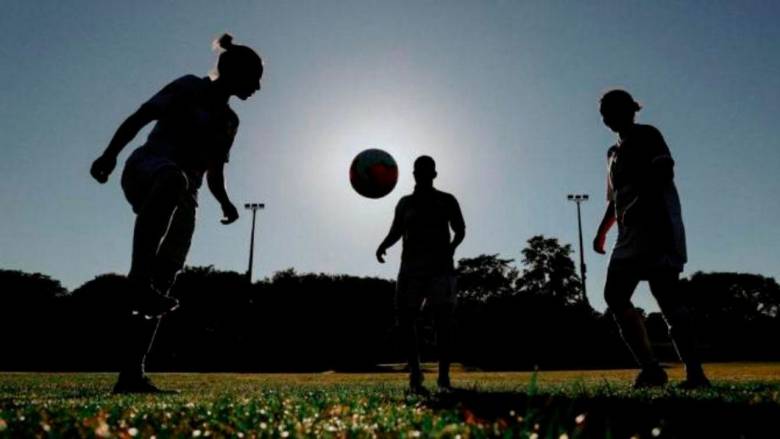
270, 267, 298, 283
517, 235, 586, 307
679, 272, 780, 361
0, 270, 68, 370
0, 269, 67, 301
682, 272, 780, 321
456, 254, 519, 302
69, 273, 128, 301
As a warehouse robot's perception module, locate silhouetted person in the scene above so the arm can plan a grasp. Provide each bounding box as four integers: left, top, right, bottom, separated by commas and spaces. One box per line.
593, 89, 709, 388
376, 156, 466, 395
90, 34, 263, 394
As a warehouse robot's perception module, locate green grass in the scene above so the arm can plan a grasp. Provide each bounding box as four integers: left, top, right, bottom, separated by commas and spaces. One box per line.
1, 363, 779, 438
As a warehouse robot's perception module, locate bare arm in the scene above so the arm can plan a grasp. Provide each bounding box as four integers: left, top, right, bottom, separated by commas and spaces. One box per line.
376, 202, 404, 263
90, 105, 157, 183
207, 163, 238, 225
450, 228, 465, 254
593, 200, 616, 254
449, 196, 466, 256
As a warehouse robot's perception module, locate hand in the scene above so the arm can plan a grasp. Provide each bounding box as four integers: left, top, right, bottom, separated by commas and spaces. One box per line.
90, 154, 116, 184
376, 246, 387, 263
220, 201, 239, 225
593, 233, 607, 255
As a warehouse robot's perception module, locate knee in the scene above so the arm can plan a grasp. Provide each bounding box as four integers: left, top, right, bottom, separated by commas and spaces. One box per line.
605, 290, 632, 314
662, 306, 691, 332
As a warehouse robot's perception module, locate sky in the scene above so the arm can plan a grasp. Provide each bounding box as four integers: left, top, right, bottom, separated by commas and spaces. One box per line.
1, 0, 778, 312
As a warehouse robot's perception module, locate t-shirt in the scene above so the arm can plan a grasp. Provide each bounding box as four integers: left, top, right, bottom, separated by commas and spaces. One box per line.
139, 75, 239, 188
606, 124, 687, 272
391, 187, 466, 275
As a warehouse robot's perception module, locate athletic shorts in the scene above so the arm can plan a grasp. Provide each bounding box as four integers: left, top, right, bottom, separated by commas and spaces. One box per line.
396, 272, 457, 312
121, 147, 197, 213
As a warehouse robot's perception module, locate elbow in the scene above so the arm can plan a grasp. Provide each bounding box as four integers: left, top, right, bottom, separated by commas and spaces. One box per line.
123, 105, 155, 131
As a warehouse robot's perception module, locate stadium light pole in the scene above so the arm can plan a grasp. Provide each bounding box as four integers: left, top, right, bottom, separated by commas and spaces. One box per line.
567, 194, 590, 307
244, 203, 265, 283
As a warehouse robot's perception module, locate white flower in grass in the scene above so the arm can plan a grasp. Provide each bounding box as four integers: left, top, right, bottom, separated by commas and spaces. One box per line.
94, 422, 110, 438
128, 427, 138, 436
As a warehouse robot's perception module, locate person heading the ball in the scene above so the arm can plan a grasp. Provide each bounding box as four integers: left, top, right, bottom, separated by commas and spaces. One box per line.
376, 156, 466, 395
90, 34, 263, 394
593, 89, 709, 389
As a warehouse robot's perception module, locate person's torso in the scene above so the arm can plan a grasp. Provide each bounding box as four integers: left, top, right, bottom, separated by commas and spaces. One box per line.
608, 124, 672, 220
399, 188, 455, 274
145, 76, 237, 186
606, 124, 687, 265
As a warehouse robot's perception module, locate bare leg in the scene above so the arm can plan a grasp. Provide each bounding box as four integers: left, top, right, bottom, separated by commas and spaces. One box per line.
118, 169, 189, 384
137, 201, 197, 375
605, 270, 658, 368
128, 170, 188, 284
649, 272, 708, 384
433, 303, 455, 388
399, 307, 423, 386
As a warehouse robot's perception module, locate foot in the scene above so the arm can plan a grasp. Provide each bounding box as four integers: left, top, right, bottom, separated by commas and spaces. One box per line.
633, 364, 668, 389
112, 376, 178, 395
131, 283, 179, 317
407, 382, 430, 397
437, 376, 453, 392
678, 371, 711, 389
407, 374, 430, 397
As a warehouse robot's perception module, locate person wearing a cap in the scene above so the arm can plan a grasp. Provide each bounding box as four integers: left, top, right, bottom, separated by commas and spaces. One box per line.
593, 89, 709, 389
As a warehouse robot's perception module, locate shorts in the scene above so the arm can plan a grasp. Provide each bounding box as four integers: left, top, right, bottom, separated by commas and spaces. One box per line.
121, 147, 197, 213
396, 272, 457, 312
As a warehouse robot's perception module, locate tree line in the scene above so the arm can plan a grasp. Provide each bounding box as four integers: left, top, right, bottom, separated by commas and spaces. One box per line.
1, 235, 778, 371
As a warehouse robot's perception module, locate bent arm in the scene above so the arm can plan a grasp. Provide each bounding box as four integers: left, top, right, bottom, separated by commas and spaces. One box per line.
206, 162, 232, 208
378, 205, 404, 252
376, 203, 403, 263
597, 201, 617, 236
102, 104, 157, 159
593, 201, 616, 254
91, 105, 157, 183
449, 197, 466, 254
450, 227, 465, 254
207, 163, 239, 225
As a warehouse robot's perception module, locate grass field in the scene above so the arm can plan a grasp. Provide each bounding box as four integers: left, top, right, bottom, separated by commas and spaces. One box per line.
1, 363, 778, 438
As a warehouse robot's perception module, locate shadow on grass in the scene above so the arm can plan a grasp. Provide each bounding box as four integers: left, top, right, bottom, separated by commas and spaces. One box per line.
423, 386, 780, 438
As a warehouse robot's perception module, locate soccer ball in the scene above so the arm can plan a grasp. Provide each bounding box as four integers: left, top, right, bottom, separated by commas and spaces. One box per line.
349, 149, 398, 199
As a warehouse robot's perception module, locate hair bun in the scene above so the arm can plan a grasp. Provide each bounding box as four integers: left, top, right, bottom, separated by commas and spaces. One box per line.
217, 33, 234, 50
